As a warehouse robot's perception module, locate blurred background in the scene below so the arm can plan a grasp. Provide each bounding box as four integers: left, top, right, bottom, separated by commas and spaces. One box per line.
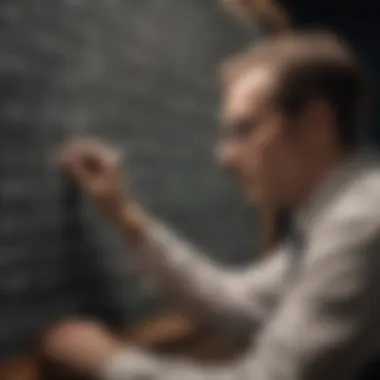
0, 0, 378, 374
0, 0, 259, 362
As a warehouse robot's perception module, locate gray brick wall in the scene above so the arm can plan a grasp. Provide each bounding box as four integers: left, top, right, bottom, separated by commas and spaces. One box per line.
0, 0, 261, 359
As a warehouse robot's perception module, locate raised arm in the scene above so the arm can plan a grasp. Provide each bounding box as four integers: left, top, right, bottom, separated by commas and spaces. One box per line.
58, 139, 289, 338
117, 202, 288, 336
100, 184, 380, 380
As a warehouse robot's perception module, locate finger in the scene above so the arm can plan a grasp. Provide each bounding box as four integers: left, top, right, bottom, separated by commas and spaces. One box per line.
58, 139, 122, 181
81, 143, 122, 172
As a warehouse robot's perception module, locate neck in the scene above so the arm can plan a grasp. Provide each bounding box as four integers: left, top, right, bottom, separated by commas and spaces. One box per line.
294, 147, 352, 210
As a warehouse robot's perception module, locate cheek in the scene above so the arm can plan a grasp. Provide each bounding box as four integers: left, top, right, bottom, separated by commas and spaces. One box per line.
237, 133, 274, 186
251, 126, 282, 171
255, 130, 300, 197
240, 125, 293, 183
240, 140, 259, 175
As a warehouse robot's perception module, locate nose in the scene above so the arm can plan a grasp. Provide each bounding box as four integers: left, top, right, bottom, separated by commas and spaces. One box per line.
215, 141, 240, 171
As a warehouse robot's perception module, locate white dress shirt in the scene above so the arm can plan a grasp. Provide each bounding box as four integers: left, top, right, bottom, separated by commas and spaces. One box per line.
101, 149, 380, 380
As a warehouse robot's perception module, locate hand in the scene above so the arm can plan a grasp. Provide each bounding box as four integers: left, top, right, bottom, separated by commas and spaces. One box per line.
58, 139, 128, 217
41, 319, 123, 377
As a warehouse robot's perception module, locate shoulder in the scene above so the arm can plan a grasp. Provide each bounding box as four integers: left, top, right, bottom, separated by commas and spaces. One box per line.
312, 154, 380, 249
301, 157, 380, 304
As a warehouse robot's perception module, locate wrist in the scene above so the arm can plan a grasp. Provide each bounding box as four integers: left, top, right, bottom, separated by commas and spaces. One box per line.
114, 201, 152, 247
94, 191, 127, 220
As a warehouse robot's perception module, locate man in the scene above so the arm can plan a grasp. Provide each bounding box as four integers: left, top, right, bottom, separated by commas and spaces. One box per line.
43, 30, 380, 380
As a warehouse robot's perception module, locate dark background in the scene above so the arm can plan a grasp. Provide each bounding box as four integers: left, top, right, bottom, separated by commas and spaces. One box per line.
0, 0, 260, 360
0, 0, 378, 363
280, 0, 379, 142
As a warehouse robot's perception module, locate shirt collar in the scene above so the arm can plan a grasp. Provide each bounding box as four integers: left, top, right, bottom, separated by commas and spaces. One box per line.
294, 147, 378, 235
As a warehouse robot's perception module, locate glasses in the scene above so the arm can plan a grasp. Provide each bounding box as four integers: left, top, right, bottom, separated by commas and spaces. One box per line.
219, 109, 273, 143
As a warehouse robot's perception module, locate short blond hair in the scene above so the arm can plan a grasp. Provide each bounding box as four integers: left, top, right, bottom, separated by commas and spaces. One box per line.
220, 30, 368, 148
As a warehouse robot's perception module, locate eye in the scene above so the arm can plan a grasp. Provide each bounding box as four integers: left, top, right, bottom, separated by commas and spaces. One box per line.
220, 108, 270, 142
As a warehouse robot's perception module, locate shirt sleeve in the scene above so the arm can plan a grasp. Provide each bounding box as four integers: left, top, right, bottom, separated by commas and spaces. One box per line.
130, 221, 289, 337
240, 204, 380, 380
103, 203, 380, 380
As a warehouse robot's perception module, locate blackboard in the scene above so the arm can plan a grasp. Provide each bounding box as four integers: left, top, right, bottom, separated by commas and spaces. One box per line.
0, 0, 261, 359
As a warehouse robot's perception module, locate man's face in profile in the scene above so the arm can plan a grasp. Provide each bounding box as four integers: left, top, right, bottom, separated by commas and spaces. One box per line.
217, 66, 313, 208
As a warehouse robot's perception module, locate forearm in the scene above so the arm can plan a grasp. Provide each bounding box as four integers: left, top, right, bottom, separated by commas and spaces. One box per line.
110, 201, 153, 248
109, 201, 260, 337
